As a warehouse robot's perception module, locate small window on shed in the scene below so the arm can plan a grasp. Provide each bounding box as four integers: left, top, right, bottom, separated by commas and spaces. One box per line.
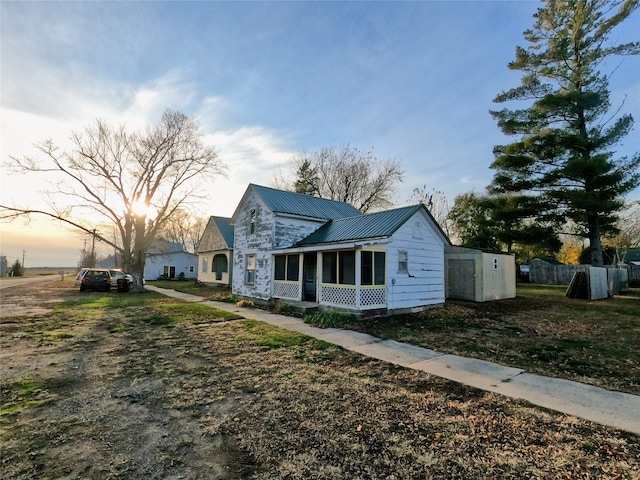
398, 250, 408, 274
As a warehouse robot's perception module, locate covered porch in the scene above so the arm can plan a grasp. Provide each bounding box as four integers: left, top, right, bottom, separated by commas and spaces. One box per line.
272, 247, 388, 312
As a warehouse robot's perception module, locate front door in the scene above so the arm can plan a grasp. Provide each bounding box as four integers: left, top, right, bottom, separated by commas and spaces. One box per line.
164, 265, 176, 279
303, 253, 317, 302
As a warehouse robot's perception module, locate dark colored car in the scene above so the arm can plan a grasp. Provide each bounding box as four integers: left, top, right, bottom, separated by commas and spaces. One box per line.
79, 268, 112, 292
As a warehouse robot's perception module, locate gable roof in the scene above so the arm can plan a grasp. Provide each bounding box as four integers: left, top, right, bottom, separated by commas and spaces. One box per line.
147, 238, 184, 255
296, 204, 450, 246
211, 216, 234, 248
233, 184, 361, 221
530, 257, 564, 265
620, 248, 640, 262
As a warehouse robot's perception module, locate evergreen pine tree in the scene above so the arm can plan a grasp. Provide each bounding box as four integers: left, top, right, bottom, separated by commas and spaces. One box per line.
490, 0, 640, 266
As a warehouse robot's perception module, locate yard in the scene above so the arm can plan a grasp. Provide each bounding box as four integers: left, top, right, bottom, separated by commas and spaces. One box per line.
1, 279, 638, 479
304, 284, 640, 396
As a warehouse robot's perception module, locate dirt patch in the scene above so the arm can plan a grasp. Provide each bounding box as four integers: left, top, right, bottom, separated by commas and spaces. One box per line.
1, 282, 639, 479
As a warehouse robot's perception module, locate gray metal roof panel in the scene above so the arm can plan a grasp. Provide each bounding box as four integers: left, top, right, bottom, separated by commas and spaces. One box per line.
211, 216, 235, 248
252, 184, 361, 220
297, 204, 424, 246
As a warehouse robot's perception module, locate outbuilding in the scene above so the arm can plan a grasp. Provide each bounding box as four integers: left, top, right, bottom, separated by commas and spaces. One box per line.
445, 245, 516, 302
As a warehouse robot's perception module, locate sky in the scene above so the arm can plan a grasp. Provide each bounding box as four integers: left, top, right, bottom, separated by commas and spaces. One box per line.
1, 1, 639, 267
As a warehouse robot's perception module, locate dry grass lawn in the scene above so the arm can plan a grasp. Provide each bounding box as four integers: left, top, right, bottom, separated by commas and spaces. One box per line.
1, 280, 638, 479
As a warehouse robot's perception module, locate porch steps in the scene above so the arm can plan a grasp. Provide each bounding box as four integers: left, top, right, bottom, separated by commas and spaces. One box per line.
284, 301, 320, 315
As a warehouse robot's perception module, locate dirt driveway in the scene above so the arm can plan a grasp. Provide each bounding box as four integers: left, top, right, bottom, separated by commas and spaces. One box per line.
1, 281, 639, 479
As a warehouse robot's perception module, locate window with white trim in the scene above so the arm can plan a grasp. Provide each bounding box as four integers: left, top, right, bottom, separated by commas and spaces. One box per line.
398, 250, 408, 274
245, 254, 256, 285
202, 257, 208, 273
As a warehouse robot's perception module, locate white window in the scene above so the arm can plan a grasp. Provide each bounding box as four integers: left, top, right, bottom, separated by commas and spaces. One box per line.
202, 257, 208, 273
189, 266, 194, 273
245, 254, 256, 285
398, 250, 408, 274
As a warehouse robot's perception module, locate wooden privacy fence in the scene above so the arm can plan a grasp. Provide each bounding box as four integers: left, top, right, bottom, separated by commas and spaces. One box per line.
529, 263, 638, 286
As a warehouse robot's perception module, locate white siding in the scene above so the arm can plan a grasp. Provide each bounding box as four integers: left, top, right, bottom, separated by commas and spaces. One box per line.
232, 188, 326, 300
386, 211, 446, 310
232, 191, 275, 299
274, 217, 325, 248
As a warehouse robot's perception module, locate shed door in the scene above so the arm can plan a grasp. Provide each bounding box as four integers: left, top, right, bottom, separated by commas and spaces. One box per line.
448, 259, 475, 301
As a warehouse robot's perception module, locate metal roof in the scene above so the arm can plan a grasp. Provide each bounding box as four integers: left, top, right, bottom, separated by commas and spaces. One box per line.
296, 204, 426, 246
252, 184, 361, 220
211, 216, 234, 248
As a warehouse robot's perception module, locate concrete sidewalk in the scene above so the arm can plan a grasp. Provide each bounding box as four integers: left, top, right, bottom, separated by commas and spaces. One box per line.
145, 285, 640, 436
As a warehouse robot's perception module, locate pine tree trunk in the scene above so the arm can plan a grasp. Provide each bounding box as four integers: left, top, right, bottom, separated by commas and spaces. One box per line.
588, 217, 604, 267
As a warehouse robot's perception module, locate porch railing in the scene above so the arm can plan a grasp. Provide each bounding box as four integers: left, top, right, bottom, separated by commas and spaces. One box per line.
320, 284, 386, 309
273, 280, 301, 300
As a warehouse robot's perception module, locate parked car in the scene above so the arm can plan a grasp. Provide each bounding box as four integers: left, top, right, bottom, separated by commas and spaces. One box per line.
79, 268, 112, 292
74, 268, 90, 287
109, 269, 134, 288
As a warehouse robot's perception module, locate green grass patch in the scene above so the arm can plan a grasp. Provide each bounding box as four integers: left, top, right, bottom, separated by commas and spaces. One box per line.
303, 311, 358, 329
57, 292, 162, 310
147, 280, 237, 301
0, 379, 46, 416
240, 319, 332, 350
157, 303, 243, 322
107, 322, 128, 333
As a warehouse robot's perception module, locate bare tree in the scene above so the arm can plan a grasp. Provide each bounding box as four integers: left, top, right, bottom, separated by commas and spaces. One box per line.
0, 109, 226, 290
158, 208, 208, 253
607, 201, 640, 248
276, 145, 404, 213
408, 186, 452, 238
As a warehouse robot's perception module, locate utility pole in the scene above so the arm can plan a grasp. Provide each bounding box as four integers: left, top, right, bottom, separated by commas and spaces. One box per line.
90, 229, 98, 268
22, 250, 26, 269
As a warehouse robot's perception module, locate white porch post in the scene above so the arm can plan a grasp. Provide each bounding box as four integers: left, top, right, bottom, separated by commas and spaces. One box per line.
355, 249, 361, 308
298, 253, 304, 301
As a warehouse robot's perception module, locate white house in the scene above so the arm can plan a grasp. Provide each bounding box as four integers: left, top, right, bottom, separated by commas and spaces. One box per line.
144, 239, 198, 281
231, 184, 450, 316
197, 216, 234, 286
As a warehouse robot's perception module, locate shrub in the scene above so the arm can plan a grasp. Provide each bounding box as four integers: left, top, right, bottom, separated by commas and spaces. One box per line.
267, 299, 290, 315
304, 311, 358, 329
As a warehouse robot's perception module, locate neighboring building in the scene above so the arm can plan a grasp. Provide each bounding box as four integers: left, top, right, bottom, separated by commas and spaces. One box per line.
445, 246, 516, 302
230, 184, 450, 316
94, 240, 198, 280
144, 238, 198, 280
619, 248, 640, 266
0, 256, 7, 277
197, 216, 234, 287
96, 254, 120, 269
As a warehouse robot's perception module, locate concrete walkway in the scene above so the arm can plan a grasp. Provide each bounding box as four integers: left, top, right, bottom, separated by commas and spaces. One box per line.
145, 285, 640, 436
